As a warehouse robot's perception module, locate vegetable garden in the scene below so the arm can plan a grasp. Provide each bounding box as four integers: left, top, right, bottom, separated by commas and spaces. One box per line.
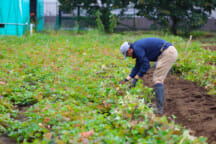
0, 30, 215, 143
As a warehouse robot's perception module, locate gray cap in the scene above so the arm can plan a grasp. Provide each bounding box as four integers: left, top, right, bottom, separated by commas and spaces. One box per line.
120, 42, 130, 59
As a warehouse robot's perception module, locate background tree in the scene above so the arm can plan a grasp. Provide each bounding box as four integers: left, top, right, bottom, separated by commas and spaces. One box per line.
135, 0, 216, 35
58, 0, 131, 33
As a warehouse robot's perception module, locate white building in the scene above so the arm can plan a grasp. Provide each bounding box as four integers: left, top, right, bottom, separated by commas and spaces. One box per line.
44, 0, 59, 16
211, 10, 216, 18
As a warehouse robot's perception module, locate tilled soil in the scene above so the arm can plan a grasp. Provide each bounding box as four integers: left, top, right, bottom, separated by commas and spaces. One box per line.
143, 69, 216, 144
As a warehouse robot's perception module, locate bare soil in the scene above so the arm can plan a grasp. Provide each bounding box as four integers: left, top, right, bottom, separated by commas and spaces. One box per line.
0, 135, 16, 144
202, 45, 216, 51
143, 69, 216, 144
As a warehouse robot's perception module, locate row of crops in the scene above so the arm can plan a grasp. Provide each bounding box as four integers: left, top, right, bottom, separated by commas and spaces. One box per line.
0, 30, 215, 143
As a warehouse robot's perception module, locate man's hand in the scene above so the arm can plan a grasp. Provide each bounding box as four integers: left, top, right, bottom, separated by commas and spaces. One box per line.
119, 79, 129, 84
130, 78, 138, 88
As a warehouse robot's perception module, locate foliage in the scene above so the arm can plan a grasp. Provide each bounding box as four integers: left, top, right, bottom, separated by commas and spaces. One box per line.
96, 10, 105, 32
58, 0, 216, 35
135, 0, 216, 35
173, 37, 216, 95
109, 13, 117, 33
95, 9, 117, 33
0, 30, 213, 143
58, 0, 122, 33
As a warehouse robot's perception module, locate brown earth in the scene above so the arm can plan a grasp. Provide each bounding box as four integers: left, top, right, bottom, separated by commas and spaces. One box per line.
202, 45, 216, 51
0, 135, 16, 144
143, 69, 216, 144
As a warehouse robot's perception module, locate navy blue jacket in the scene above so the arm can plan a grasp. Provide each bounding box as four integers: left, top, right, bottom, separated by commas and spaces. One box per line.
129, 37, 172, 78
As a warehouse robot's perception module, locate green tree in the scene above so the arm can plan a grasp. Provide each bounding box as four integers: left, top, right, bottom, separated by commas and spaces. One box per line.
58, 0, 130, 33
135, 0, 216, 35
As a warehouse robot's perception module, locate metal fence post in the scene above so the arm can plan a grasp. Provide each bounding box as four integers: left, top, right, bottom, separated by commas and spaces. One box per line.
59, 9, 62, 28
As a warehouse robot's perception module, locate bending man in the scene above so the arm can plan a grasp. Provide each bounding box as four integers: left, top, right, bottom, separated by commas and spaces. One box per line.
120, 37, 178, 114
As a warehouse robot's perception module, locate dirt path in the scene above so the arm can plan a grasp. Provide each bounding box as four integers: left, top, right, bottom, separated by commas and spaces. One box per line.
143, 69, 216, 144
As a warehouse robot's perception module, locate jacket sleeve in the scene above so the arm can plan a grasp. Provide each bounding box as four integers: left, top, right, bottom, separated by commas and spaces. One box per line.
137, 56, 150, 77
129, 59, 141, 78
136, 49, 150, 77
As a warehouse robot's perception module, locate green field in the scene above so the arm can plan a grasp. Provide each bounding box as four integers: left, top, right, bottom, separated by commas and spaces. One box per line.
0, 30, 215, 143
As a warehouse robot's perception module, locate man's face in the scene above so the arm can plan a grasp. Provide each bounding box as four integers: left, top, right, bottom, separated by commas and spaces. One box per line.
127, 48, 133, 57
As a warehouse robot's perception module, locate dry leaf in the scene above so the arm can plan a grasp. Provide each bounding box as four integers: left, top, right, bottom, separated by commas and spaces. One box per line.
38, 123, 43, 128
65, 87, 70, 90
0, 81, 6, 85
81, 138, 89, 144
44, 117, 51, 123
81, 129, 94, 138
44, 132, 52, 140
103, 101, 108, 108
50, 88, 56, 91
42, 105, 51, 111
67, 105, 72, 110
57, 140, 65, 144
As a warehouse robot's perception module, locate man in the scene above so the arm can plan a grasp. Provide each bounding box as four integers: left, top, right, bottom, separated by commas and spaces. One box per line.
119, 37, 178, 114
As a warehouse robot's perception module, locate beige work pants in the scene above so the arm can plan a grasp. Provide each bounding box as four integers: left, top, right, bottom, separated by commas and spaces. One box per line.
153, 46, 178, 84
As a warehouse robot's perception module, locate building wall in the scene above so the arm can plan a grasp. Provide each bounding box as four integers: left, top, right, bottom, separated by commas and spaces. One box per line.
116, 17, 216, 31
200, 18, 216, 31
210, 10, 216, 19
44, 0, 59, 16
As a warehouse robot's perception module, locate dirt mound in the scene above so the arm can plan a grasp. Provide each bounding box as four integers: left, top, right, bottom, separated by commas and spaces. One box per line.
143, 69, 216, 144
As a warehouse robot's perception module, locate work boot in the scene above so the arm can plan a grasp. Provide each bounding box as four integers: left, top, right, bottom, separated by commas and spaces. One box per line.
154, 83, 164, 114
